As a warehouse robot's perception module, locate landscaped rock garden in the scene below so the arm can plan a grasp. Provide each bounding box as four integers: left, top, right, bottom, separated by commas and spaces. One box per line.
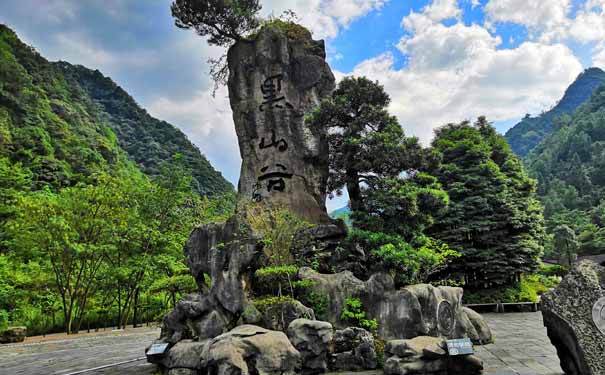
147, 22, 492, 375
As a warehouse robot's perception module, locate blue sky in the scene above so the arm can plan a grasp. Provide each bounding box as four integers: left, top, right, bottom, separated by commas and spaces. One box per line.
1, 0, 604, 210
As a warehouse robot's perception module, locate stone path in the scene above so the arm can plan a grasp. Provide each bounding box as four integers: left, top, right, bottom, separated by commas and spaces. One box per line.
0, 312, 563, 375
479, 313, 563, 375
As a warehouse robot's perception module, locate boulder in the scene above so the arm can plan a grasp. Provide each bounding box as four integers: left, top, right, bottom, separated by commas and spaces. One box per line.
299, 267, 492, 342
384, 336, 482, 375
0, 326, 26, 343
150, 340, 207, 370
255, 299, 316, 332
330, 327, 377, 371
541, 260, 605, 375
287, 319, 333, 374
462, 307, 493, 344
227, 24, 335, 224
202, 325, 301, 375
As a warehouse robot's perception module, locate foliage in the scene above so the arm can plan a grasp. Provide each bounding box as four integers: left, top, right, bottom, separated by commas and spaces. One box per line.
242, 203, 312, 266
505, 68, 605, 156
254, 265, 298, 297
538, 264, 568, 277
301, 291, 328, 317
525, 83, 605, 258
553, 225, 579, 266
430, 117, 545, 288
171, 0, 262, 47
340, 297, 378, 332
306, 76, 427, 214
463, 274, 558, 304
349, 230, 459, 286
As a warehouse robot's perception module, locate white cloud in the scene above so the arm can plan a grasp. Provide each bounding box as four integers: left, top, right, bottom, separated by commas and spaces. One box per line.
402, 0, 462, 32
594, 43, 605, 68
485, 0, 605, 44
342, 0, 583, 144
261, 0, 388, 39
148, 86, 241, 185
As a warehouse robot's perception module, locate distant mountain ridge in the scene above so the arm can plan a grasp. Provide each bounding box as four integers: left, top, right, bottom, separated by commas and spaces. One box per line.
505, 67, 605, 157
0, 24, 232, 196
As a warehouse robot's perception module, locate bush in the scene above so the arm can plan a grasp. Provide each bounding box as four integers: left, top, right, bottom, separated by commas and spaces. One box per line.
340, 297, 377, 331
539, 264, 568, 277
254, 265, 299, 297
463, 274, 560, 304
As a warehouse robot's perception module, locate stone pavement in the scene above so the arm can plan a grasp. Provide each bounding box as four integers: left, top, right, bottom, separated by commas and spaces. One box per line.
0, 312, 563, 375
479, 313, 563, 375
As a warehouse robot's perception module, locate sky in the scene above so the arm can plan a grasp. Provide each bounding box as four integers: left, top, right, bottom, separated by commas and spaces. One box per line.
1, 0, 604, 211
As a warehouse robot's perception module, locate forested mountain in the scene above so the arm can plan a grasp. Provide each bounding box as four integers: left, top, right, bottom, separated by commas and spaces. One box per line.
525, 84, 605, 256
55, 62, 233, 196
0, 24, 232, 195
505, 68, 605, 157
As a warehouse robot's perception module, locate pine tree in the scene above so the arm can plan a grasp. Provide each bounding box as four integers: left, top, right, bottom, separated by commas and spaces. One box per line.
430, 117, 544, 288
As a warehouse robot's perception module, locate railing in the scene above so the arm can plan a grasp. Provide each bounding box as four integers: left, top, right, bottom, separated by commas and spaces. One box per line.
464, 301, 539, 313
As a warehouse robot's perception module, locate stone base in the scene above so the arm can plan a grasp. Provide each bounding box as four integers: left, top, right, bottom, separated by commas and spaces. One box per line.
0, 326, 26, 343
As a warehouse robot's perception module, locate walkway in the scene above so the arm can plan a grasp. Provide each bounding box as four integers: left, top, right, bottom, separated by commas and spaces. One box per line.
0, 312, 563, 374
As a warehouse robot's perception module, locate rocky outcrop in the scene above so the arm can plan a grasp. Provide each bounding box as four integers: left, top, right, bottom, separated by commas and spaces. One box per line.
160, 216, 260, 344
0, 326, 26, 343
384, 336, 483, 375
542, 260, 605, 375
287, 319, 333, 374
227, 25, 335, 224
299, 267, 492, 342
254, 299, 315, 332
291, 222, 367, 276
153, 325, 301, 374
204, 325, 301, 375
330, 327, 377, 371
462, 306, 493, 344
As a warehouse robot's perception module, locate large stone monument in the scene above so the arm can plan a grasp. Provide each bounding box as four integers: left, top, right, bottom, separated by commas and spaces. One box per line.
542, 260, 605, 375
228, 25, 334, 224
149, 23, 492, 375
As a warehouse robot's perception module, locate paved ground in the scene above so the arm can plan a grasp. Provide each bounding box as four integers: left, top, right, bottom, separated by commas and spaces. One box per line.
0, 312, 563, 375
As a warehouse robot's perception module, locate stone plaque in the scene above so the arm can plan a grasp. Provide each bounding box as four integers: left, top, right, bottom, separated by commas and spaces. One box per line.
437, 300, 455, 335
446, 338, 474, 356
146, 343, 169, 356
592, 297, 605, 335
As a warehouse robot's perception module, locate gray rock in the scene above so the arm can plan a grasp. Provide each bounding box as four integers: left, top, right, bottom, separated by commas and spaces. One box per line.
227, 25, 335, 224
257, 299, 315, 332
0, 326, 26, 343
384, 336, 482, 375
287, 319, 333, 374
202, 325, 301, 375
541, 260, 605, 375
462, 307, 493, 344
154, 340, 208, 370
330, 327, 377, 371
299, 268, 492, 342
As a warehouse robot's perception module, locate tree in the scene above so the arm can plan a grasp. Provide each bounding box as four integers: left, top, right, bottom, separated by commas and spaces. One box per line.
553, 225, 579, 266
306, 76, 426, 214
430, 117, 545, 288
171, 0, 261, 47
171, 0, 262, 90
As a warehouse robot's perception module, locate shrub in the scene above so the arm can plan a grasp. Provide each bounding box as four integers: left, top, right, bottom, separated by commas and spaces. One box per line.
539, 264, 568, 277
340, 297, 377, 331
254, 265, 299, 297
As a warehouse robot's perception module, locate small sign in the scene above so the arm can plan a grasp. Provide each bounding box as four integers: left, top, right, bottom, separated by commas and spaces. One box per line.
446, 338, 474, 356
592, 297, 605, 335
146, 343, 169, 356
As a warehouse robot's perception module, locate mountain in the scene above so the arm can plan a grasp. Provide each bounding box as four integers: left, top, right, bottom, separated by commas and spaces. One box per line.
525, 83, 605, 255
0, 24, 232, 195
55, 62, 233, 196
505, 67, 605, 157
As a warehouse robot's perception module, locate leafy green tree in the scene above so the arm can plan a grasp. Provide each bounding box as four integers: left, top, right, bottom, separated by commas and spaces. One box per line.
306, 76, 426, 214
553, 225, 579, 266
430, 117, 545, 288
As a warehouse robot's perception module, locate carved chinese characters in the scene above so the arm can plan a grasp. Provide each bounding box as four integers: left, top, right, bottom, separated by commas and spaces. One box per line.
227, 26, 335, 224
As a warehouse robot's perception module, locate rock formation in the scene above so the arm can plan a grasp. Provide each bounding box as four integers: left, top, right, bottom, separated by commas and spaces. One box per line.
330, 326, 378, 371
542, 260, 605, 375
227, 25, 335, 224
287, 319, 333, 374
0, 326, 26, 344
384, 336, 483, 375
299, 267, 492, 343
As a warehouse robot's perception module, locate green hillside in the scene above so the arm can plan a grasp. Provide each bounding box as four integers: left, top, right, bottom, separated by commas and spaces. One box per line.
505, 68, 605, 157
56, 62, 233, 196
0, 24, 232, 195
526, 84, 605, 255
